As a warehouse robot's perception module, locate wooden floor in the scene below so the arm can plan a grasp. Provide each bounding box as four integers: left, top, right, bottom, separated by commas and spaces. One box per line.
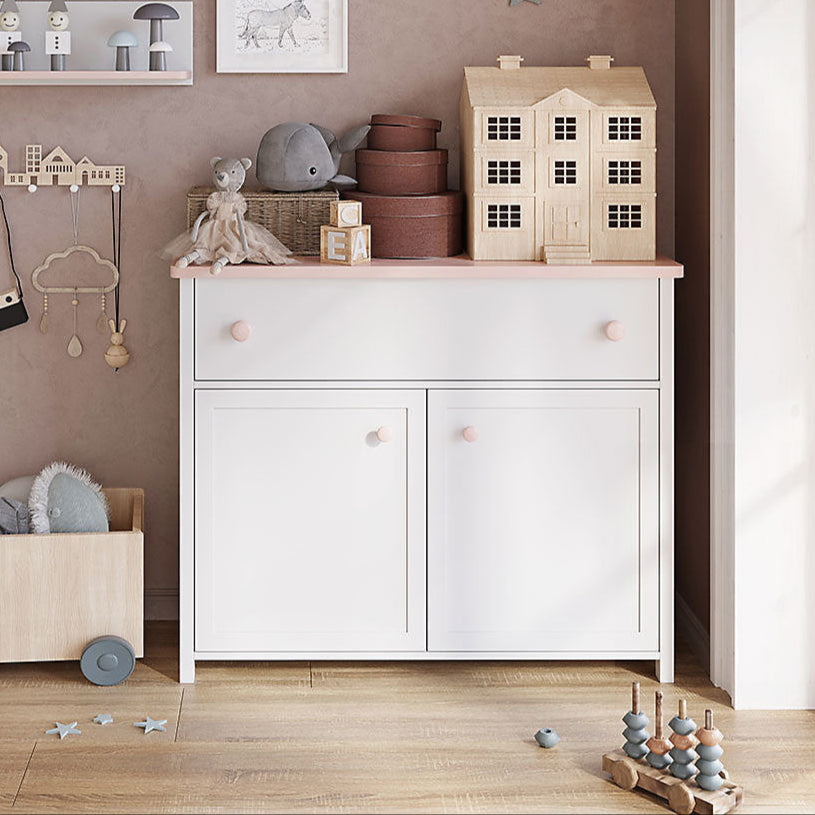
0, 624, 812, 814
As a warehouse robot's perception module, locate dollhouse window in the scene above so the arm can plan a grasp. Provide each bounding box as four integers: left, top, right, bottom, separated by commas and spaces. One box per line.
608, 116, 642, 141
608, 204, 643, 229
554, 116, 577, 140
554, 160, 578, 185
487, 160, 522, 185
487, 116, 522, 141
608, 160, 642, 184
487, 203, 522, 229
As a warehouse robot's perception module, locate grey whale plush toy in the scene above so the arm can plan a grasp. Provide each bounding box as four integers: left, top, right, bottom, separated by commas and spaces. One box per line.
256, 122, 370, 192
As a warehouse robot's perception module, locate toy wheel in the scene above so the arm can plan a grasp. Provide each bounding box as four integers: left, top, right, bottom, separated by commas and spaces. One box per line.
80, 636, 135, 686
667, 783, 695, 815
611, 759, 638, 791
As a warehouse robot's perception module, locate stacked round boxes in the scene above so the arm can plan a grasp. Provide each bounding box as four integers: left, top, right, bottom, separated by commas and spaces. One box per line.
344, 114, 464, 259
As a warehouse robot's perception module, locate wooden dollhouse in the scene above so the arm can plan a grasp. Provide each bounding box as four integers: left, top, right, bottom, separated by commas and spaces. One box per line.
460, 55, 657, 263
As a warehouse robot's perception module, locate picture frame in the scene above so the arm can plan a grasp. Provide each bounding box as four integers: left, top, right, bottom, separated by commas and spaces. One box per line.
216, 0, 347, 74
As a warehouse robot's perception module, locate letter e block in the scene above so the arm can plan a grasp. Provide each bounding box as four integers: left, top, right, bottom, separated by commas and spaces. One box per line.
321, 224, 371, 265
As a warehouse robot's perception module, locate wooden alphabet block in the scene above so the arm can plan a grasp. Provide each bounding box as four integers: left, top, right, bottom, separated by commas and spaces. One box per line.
320, 224, 371, 265
330, 200, 363, 228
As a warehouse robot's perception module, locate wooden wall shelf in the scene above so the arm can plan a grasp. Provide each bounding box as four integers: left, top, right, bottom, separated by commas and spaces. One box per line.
0, 70, 192, 86
0, 1, 193, 84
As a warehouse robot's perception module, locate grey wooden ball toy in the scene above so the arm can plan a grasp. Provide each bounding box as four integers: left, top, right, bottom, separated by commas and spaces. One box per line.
622, 681, 650, 760
694, 710, 725, 791
668, 699, 698, 781
534, 727, 559, 748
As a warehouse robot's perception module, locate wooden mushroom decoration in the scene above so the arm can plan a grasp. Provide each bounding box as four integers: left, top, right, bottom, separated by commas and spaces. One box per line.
105, 318, 130, 369
107, 30, 137, 71
8, 39, 29, 70
133, 2, 178, 70
148, 39, 172, 71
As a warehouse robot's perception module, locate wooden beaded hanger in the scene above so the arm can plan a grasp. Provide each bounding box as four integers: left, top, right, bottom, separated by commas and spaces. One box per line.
31, 186, 118, 358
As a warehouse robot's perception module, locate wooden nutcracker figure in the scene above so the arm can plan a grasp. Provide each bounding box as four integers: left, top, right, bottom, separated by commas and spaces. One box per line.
0, 0, 22, 72
46, 0, 71, 71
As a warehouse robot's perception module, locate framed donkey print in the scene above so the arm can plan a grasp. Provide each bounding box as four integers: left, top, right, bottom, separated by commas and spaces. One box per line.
217, 0, 348, 73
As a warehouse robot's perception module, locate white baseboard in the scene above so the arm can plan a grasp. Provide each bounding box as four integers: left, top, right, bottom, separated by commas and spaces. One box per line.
675, 593, 710, 672
145, 588, 178, 621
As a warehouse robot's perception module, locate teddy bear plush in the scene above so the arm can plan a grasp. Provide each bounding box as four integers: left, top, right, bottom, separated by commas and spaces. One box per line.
164, 157, 294, 276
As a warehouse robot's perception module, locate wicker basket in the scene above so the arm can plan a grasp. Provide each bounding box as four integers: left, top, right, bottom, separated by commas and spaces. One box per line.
186, 187, 339, 256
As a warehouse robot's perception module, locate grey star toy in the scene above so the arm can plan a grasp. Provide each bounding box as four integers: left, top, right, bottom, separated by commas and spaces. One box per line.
93, 713, 113, 725
510, 0, 542, 5
134, 716, 167, 734
46, 722, 81, 740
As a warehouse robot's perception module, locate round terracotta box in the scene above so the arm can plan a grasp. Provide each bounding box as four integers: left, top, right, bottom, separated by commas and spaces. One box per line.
355, 149, 448, 196
367, 113, 442, 152
343, 191, 463, 259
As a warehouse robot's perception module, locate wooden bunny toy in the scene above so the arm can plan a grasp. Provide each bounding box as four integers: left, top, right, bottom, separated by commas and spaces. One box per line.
105, 318, 130, 369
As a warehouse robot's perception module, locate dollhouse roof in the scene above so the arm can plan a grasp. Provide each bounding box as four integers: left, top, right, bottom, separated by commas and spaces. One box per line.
463, 65, 656, 109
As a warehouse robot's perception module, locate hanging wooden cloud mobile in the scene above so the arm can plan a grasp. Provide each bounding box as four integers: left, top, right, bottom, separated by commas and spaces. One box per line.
29, 181, 130, 368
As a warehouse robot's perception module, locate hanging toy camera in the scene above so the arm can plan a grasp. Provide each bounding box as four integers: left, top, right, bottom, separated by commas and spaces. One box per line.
0, 192, 28, 333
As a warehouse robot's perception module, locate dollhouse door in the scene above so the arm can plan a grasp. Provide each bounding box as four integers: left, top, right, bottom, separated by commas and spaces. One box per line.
427, 388, 660, 654
194, 388, 426, 654
549, 203, 588, 245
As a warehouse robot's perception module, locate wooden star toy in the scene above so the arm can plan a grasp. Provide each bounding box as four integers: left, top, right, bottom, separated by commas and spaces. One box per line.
134, 715, 167, 734
93, 713, 113, 726
46, 722, 81, 740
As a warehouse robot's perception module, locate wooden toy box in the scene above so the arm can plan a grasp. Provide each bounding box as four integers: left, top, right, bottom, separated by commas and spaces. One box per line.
0, 488, 144, 664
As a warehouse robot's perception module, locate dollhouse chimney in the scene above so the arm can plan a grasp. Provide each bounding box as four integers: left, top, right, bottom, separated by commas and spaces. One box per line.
587, 55, 614, 70
497, 55, 523, 70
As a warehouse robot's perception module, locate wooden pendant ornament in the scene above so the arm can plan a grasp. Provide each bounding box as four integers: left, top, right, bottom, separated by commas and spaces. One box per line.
67, 287, 82, 356
39, 291, 48, 334
96, 291, 108, 333
105, 318, 130, 369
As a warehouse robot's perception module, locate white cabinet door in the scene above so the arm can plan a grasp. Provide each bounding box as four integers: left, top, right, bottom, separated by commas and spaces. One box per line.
428, 389, 659, 653
195, 389, 426, 653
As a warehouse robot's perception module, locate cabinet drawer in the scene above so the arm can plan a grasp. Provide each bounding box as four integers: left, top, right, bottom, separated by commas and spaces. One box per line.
194, 278, 659, 381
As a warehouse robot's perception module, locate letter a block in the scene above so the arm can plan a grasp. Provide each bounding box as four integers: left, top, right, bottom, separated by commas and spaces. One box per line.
320, 224, 372, 265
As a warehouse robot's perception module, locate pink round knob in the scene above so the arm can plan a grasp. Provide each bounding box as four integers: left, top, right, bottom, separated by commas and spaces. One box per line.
230, 320, 252, 342
376, 426, 394, 443
605, 320, 626, 342
462, 426, 479, 443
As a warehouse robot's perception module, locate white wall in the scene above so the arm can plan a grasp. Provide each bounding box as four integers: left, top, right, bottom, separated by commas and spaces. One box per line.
733, 0, 815, 709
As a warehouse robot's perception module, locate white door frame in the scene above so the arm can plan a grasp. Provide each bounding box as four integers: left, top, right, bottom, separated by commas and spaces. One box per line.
709, 0, 736, 698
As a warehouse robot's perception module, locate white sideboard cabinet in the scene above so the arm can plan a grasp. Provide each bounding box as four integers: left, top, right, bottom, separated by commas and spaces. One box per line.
176, 257, 682, 683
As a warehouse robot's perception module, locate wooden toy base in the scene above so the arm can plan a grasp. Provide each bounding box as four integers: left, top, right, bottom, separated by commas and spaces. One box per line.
602, 750, 743, 815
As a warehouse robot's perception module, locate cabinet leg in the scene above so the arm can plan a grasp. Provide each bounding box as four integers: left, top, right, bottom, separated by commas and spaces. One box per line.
178, 647, 195, 685
179, 652, 195, 683
656, 655, 674, 684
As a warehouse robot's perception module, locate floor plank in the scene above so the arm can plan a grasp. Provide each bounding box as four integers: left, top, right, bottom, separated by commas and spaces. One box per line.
1, 625, 814, 813
0, 741, 35, 811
